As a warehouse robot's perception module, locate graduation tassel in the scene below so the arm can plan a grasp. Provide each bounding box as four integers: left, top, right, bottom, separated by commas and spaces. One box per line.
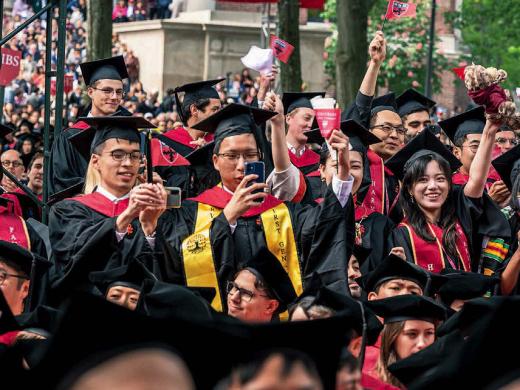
145, 130, 153, 183
381, 14, 388, 32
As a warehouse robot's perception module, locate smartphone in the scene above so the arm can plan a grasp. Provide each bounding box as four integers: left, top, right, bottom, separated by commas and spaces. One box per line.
165, 187, 182, 209
245, 161, 265, 198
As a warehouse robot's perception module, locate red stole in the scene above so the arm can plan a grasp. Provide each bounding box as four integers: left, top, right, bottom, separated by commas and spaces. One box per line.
67, 120, 90, 131
358, 149, 386, 217
70, 192, 129, 217
189, 185, 283, 217
398, 219, 471, 273
163, 127, 214, 149
150, 138, 191, 167
0, 211, 31, 249
452, 170, 497, 190
288, 148, 320, 168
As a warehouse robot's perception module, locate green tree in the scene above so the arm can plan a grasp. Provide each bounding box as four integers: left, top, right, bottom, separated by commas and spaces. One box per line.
446, 0, 520, 90
278, 0, 303, 92
87, 0, 113, 61
323, 0, 452, 102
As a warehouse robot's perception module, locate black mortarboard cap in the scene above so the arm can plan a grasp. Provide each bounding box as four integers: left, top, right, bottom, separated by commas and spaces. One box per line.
357, 254, 431, 295
367, 295, 447, 324
71, 116, 155, 160
191, 103, 276, 147
88, 259, 158, 295
370, 92, 398, 117
79, 55, 128, 86
281, 92, 325, 115
174, 78, 224, 124
435, 269, 499, 306
185, 141, 214, 166
0, 123, 15, 138
352, 245, 372, 268
396, 88, 436, 118
0, 240, 35, 276
306, 119, 382, 152
388, 331, 464, 387
385, 127, 462, 180
492, 143, 520, 190
243, 247, 297, 312
135, 279, 215, 322
438, 106, 486, 144
292, 273, 382, 346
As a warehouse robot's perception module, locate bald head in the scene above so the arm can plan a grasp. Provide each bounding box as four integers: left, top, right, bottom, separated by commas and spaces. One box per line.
69, 348, 195, 390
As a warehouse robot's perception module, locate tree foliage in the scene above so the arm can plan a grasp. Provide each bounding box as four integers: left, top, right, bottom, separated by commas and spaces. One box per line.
323, 0, 453, 99
446, 0, 520, 90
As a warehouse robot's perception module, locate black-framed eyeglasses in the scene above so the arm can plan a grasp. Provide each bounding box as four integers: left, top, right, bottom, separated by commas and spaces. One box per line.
216, 152, 261, 162
104, 150, 142, 162
92, 87, 125, 98
226, 281, 269, 302
371, 124, 407, 136
0, 270, 29, 286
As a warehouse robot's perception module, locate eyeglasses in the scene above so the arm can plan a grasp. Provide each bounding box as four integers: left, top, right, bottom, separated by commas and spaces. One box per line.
92, 87, 125, 98
104, 150, 142, 162
0, 270, 29, 286
371, 124, 407, 136
226, 281, 269, 303
217, 152, 261, 162
1, 160, 24, 168
496, 137, 519, 146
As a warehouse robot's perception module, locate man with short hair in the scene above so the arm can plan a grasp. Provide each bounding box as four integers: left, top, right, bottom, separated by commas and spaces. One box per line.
0, 241, 32, 315
227, 247, 297, 323
27, 152, 44, 196
1, 149, 25, 192
396, 88, 436, 143
495, 124, 518, 154
48, 55, 131, 196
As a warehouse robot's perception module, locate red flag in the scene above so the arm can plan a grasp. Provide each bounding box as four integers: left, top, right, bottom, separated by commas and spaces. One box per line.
314, 108, 341, 139
452, 66, 466, 81
151, 138, 190, 168
270, 35, 295, 64
385, 1, 417, 20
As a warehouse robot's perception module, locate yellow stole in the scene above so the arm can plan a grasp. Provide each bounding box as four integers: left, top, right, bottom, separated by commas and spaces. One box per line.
181, 202, 302, 312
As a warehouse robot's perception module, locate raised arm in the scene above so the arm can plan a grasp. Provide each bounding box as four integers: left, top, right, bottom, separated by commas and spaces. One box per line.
263, 92, 289, 172
464, 119, 501, 198
359, 31, 386, 98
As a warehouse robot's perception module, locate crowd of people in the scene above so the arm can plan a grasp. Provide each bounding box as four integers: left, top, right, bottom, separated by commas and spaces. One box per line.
3, 4, 520, 390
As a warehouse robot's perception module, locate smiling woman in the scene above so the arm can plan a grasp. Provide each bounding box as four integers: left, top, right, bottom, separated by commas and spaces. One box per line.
387, 124, 511, 274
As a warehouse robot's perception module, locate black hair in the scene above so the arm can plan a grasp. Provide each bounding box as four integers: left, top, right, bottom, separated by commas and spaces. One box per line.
0, 258, 29, 289
401, 108, 430, 123
183, 97, 212, 123
28, 151, 44, 171
399, 153, 459, 263
233, 348, 321, 387
454, 135, 468, 148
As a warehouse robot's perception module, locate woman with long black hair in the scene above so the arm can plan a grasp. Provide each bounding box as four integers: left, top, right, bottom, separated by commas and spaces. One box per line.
387, 122, 510, 273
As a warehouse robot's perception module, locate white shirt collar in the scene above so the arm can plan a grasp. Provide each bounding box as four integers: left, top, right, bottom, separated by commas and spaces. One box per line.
96, 185, 130, 202
222, 184, 234, 195
287, 142, 306, 157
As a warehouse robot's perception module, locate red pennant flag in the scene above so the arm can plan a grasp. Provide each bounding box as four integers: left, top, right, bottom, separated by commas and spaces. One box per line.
151, 138, 190, 168
314, 108, 341, 139
452, 66, 466, 81
270, 35, 295, 64
385, 0, 417, 20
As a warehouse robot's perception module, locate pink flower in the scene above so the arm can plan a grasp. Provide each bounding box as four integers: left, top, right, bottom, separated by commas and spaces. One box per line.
412, 80, 420, 88
408, 71, 415, 77
416, 43, 423, 50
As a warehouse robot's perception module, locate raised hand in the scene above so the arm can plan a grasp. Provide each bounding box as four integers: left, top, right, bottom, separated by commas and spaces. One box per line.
369, 31, 386, 65
328, 129, 350, 181
223, 174, 268, 225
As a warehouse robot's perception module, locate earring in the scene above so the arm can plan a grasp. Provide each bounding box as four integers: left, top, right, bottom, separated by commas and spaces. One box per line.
409, 194, 415, 204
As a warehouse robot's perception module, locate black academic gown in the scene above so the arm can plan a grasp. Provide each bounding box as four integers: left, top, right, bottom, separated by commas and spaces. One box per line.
159, 184, 355, 307
47, 195, 169, 305
357, 212, 395, 273
392, 186, 511, 272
